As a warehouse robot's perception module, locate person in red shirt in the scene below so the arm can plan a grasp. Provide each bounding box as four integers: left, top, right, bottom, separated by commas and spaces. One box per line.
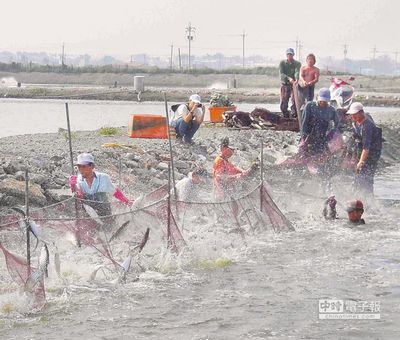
213, 138, 257, 200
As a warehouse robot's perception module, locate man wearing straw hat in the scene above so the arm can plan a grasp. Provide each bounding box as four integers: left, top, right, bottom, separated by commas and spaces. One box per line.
69, 153, 133, 217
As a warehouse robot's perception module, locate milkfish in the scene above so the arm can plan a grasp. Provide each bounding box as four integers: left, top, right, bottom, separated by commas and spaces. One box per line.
11, 207, 43, 250
83, 203, 104, 226
53, 244, 61, 279
109, 220, 130, 243
24, 244, 50, 291
323, 196, 337, 220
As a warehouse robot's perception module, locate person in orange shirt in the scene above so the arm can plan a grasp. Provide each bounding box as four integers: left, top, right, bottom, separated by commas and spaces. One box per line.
213, 138, 257, 200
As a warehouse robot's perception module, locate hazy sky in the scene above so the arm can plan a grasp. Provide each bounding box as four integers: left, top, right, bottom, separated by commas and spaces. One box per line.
1, 0, 398, 62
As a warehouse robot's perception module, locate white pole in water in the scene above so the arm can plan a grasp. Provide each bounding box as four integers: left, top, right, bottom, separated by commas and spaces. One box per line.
164, 92, 177, 199
25, 168, 31, 273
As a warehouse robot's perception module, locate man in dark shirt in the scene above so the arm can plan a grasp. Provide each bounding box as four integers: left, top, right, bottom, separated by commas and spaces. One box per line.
279, 48, 301, 118
347, 102, 382, 195
300, 88, 339, 156
346, 200, 365, 225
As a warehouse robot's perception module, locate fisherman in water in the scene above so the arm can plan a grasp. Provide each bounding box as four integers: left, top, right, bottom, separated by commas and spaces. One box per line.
300, 87, 339, 157
346, 200, 365, 225
69, 153, 133, 217
213, 138, 258, 201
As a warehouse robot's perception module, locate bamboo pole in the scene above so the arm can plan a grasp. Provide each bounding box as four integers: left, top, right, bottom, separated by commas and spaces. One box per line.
118, 156, 122, 188
65, 103, 74, 173
163, 92, 177, 199
260, 140, 264, 212
65, 102, 81, 247
167, 164, 171, 248
25, 168, 31, 274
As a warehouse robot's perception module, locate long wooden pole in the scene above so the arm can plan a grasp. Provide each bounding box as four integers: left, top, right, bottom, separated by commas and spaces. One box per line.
65, 103, 74, 173
164, 92, 177, 199
260, 140, 264, 212
25, 168, 31, 274
65, 102, 81, 247
167, 164, 171, 248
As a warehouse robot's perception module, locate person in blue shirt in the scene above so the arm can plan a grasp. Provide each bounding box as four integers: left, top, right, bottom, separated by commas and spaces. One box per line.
300, 87, 339, 156
347, 102, 382, 195
69, 153, 132, 217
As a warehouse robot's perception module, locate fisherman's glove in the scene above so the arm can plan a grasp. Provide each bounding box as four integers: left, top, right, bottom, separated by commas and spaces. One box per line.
69, 175, 77, 191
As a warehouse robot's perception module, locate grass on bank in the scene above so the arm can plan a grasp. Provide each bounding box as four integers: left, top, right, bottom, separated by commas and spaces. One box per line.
99, 126, 119, 136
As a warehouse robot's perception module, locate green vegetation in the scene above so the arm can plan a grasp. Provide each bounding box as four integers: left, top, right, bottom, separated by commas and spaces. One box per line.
0, 61, 279, 76
99, 126, 118, 136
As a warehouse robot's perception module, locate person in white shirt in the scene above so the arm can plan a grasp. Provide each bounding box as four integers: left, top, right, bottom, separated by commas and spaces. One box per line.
174, 168, 205, 201
170, 94, 205, 144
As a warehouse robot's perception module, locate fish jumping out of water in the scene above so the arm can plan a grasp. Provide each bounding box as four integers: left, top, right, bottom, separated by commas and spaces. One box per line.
11, 207, 45, 250
323, 196, 337, 220
24, 244, 50, 291
82, 203, 104, 226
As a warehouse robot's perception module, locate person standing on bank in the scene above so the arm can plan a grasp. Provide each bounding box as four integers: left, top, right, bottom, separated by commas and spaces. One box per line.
279, 48, 301, 118
347, 102, 382, 195
298, 53, 320, 104
170, 94, 205, 144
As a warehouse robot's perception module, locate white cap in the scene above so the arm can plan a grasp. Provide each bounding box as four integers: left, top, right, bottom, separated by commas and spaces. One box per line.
347, 102, 364, 114
189, 94, 202, 104
76, 153, 94, 165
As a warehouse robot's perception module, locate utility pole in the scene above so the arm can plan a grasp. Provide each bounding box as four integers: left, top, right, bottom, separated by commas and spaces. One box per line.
372, 45, 377, 75
241, 30, 246, 68
343, 44, 348, 73
185, 22, 196, 71
170, 43, 174, 70
295, 37, 299, 58
394, 51, 398, 72
178, 48, 182, 71
61, 43, 65, 67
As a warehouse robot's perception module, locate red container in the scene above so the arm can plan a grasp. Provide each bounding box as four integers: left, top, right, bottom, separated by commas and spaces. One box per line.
128, 114, 168, 139
209, 106, 236, 123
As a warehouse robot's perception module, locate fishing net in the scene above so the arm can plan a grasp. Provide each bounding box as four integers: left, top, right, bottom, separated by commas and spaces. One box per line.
0, 180, 291, 311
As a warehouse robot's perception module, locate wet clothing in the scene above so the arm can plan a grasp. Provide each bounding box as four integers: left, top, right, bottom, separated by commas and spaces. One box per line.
175, 177, 195, 201
279, 59, 301, 118
280, 85, 297, 118
348, 218, 365, 225
301, 102, 339, 155
353, 118, 382, 194
298, 84, 315, 102
77, 172, 115, 217
213, 155, 246, 200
